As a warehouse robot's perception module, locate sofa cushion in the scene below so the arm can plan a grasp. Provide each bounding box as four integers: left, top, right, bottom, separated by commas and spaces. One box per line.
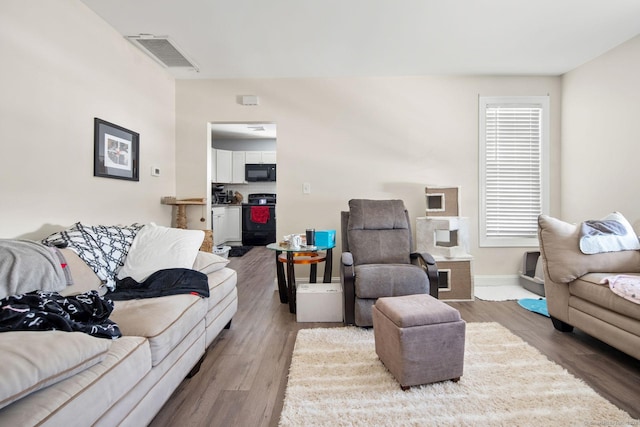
117, 224, 204, 282
538, 215, 640, 284
110, 294, 205, 366
0, 331, 110, 410
354, 264, 428, 299
206, 267, 237, 313
0, 336, 149, 426
570, 273, 640, 321
193, 251, 229, 275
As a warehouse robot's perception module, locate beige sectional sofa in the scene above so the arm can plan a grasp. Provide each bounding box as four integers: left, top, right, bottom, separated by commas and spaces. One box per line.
0, 247, 237, 426
538, 214, 640, 360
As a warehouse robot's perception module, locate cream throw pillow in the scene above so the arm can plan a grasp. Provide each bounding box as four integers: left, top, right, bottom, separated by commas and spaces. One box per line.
116, 224, 204, 282
192, 251, 230, 274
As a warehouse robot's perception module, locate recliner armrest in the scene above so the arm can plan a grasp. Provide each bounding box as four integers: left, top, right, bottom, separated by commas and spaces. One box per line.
341, 252, 354, 266
411, 252, 435, 265
340, 252, 356, 325
411, 252, 439, 299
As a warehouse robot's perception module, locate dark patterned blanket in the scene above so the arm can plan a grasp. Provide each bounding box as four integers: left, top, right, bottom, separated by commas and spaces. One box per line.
0, 290, 121, 339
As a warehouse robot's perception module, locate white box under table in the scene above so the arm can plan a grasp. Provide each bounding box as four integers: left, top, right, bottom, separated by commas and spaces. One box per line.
296, 282, 343, 322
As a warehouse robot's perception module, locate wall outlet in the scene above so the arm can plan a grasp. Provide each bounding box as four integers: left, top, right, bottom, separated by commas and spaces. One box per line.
303, 182, 311, 194
151, 166, 161, 177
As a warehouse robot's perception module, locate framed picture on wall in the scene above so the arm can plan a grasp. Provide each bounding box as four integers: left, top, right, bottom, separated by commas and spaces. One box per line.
93, 118, 139, 181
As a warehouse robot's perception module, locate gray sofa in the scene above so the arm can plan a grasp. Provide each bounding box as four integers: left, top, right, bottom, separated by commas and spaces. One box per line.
538, 214, 640, 359
0, 246, 237, 426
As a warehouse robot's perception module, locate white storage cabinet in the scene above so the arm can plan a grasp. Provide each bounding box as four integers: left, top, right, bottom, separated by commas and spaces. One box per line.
296, 283, 343, 322
245, 151, 276, 164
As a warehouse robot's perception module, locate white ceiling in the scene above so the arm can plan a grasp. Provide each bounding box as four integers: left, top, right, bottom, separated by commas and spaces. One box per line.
210, 123, 277, 140
81, 0, 640, 80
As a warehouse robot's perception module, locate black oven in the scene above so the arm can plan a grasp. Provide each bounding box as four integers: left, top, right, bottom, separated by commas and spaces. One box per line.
242, 193, 276, 246
245, 164, 276, 182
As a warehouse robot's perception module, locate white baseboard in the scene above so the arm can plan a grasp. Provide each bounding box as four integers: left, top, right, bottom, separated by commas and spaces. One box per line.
474, 275, 520, 287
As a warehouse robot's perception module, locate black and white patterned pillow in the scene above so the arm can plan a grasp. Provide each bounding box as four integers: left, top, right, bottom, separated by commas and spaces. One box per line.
43, 223, 143, 291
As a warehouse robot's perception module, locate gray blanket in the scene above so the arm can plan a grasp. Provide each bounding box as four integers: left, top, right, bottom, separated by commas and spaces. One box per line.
0, 239, 70, 299
580, 220, 625, 237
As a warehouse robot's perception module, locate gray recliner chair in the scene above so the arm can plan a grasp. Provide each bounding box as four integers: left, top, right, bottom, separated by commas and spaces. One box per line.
341, 199, 439, 326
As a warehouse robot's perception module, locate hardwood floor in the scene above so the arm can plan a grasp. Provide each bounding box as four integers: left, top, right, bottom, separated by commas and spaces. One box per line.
150, 246, 640, 426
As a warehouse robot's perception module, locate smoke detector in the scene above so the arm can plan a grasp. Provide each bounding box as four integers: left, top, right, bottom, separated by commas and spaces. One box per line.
126, 34, 199, 72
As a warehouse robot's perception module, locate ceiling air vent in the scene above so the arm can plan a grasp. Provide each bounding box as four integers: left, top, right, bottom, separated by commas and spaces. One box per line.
126, 34, 199, 72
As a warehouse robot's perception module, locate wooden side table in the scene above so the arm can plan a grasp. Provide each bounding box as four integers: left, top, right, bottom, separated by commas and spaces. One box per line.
266, 243, 335, 314
277, 251, 327, 284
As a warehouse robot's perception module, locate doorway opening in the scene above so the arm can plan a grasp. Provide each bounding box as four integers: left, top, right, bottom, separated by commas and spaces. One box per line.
208, 122, 277, 247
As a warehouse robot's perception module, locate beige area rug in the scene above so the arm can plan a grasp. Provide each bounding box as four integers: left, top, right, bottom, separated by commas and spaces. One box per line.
279, 323, 635, 426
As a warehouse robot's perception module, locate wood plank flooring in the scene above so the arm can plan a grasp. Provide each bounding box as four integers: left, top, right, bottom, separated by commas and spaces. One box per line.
150, 246, 640, 426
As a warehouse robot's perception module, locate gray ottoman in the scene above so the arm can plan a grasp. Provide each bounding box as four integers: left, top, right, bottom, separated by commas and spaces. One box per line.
372, 294, 466, 390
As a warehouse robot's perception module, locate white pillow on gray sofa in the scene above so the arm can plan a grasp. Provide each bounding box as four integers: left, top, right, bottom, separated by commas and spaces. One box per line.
116, 224, 204, 282
0, 331, 110, 410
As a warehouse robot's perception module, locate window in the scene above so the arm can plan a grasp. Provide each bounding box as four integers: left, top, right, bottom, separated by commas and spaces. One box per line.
479, 96, 549, 247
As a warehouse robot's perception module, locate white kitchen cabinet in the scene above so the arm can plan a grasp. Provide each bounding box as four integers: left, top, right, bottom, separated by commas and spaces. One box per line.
213, 149, 247, 184
212, 207, 226, 245
212, 206, 241, 244
244, 151, 261, 164
262, 151, 277, 164
224, 206, 242, 243
215, 149, 232, 183
210, 149, 217, 181
245, 151, 276, 164
232, 151, 246, 183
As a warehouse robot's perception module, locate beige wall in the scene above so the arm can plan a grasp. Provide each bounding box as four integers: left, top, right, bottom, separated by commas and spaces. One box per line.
176, 76, 562, 275
16, 0, 638, 278
0, 1, 176, 239
561, 35, 640, 228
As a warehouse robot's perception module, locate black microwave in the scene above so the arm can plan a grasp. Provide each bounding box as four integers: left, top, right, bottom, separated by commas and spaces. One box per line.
245, 163, 276, 182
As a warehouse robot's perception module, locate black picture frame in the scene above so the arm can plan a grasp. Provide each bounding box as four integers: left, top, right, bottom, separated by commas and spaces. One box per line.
93, 118, 139, 181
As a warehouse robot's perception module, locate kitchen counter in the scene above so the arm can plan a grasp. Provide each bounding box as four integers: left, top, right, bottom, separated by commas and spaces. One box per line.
212, 203, 243, 208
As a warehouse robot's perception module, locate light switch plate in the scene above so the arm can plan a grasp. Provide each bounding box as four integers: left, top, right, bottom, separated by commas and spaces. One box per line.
303, 182, 311, 194
151, 166, 161, 176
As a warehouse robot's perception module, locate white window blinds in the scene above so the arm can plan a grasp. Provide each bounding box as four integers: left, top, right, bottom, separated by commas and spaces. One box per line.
479, 96, 549, 247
